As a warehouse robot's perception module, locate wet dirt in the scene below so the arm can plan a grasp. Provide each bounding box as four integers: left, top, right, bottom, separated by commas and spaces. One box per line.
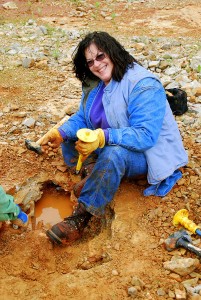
0, 0, 201, 299
35, 185, 73, 227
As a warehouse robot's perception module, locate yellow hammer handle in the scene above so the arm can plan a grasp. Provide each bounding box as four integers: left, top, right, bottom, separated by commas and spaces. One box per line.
180, 217, 199, 234
76, 154, 83, 174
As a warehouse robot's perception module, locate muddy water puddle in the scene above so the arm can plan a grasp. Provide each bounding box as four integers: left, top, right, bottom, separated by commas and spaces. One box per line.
34, 185, 73, 227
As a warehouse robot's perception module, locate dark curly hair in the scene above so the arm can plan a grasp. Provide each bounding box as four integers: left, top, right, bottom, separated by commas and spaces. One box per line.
72, 31, 138, 84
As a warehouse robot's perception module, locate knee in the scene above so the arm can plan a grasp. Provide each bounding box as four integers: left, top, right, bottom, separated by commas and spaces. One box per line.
100, 145, 120, 156
99, 146, 126, 166
61, 141, 78, 166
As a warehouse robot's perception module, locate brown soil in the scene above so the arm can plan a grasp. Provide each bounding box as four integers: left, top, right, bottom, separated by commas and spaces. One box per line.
0, 1, 201, 299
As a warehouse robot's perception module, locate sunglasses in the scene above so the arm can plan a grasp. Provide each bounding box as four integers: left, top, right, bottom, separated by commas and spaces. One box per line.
86, 53, 106, 68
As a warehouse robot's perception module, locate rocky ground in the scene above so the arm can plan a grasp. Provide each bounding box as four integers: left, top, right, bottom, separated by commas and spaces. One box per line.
0, 0, 201, 299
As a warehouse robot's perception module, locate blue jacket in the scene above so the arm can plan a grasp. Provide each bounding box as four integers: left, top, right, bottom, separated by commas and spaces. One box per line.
59, 63, 188, 184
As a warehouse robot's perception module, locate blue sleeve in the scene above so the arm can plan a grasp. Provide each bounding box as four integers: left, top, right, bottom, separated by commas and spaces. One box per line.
107, 78, 167, 151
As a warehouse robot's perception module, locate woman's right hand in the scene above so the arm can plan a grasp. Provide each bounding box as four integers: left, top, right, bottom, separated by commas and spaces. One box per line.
38, 128, 63, 149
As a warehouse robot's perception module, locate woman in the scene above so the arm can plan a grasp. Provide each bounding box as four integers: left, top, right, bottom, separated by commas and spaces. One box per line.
39, 31, 188, 245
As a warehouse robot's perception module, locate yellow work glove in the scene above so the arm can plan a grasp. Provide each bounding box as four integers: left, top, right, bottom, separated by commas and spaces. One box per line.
39, 128, 63, 149
75, 128, 105, 160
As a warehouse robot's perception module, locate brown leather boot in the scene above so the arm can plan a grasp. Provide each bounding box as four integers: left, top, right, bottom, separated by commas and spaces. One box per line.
46, 203, 92, 245
73, 163, 95, 198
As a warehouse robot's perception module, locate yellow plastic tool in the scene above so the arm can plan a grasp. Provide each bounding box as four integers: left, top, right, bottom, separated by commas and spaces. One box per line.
173, 209, 200, 234
75, 128, 97, 174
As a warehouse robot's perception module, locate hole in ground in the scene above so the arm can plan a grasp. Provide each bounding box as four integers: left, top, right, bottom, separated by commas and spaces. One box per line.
34, 182, 74, 228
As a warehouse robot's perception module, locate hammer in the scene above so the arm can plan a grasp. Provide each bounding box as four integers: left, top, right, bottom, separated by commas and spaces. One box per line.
164, 229, 201, 258
25, 115, 69, 154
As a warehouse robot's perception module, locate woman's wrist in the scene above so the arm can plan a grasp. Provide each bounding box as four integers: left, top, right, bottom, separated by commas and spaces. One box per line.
58, 128, 67, 140
103, 129, 109, 144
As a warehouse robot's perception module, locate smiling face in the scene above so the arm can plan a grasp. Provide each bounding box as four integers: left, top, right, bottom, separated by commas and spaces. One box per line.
85, 43, 114, 86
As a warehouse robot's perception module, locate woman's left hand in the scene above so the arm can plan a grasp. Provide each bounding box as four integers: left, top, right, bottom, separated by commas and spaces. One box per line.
75, 128, 105, 158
